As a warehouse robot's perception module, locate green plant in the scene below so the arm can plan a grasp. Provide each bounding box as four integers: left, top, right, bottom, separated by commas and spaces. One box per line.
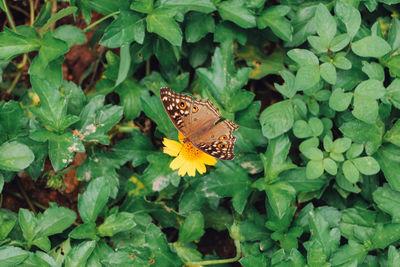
1, 0, 400, 266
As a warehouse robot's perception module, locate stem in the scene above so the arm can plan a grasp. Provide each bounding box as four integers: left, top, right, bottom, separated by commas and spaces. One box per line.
185, 239, 241, 266
50, 0, 57, 31
83, 11, 120, 32
29, 0, 34, 25
2, 0, 16, 30
146, 59, 150, 75
6, 54, 27, 95
17, 178, 37, 215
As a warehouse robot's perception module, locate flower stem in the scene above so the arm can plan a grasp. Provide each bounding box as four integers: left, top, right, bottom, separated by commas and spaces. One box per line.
83, 11, 120, 32
2, 0, 16, 30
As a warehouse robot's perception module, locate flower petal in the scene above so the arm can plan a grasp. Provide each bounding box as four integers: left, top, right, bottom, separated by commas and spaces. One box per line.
170, 155, 185, 170
163, 138, 182, 156
201, 153, 218, 166
178, 132, 186, 143
195, 161, 207, 174
187, 160, 196, 177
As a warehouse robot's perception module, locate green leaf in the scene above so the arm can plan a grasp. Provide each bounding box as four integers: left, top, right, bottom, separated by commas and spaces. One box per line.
320, 62, 337, 84
217, 0, 256, 29
185, 12, 215, 43
362, 61, 385, 81
261, 134, 296, 184
100, 11, 145, 48
331, 137, 351, 153
38, 31, 69, 65
53, 25, 86, 48
200, 161, 251, 214
346, 143, 364, 159
295, 64, 320, 91
384, 120, 400, 146
329, 88, 352, 111
78, 177, 110, 224
343, 160, 360, 183
113, 129, 155, 167
375, 144, 400, 191
141, 94, 177, 139
146, 8, 182, 46
98, 212, 136, 237
373, 184, 400, 222
116, 43, 131, 86
334, 2, 361, 38
0, 100, 27, 139
352, 94, 379, 124
331, 240, 367, 266
371, 223, 400, 249
64, 240, 97, 267
306, 160, 324, 179
0, 246, 29, 267
39, 7, 78, 32
315, 3, 336, 42
161, 0, 216, 14
36, 205, 77, 237
352, 36, 391, 58
257, 5, 292, 41
145, 223, 182, 266
78, 95, 123, 145
260, 100, 294, 139
48, 132, 85, 171
178, 211, 205, 243
330, 33, 350, 52
69, 223, 98, 240
333, 54, 352, 70
293, 120, 313, 138
340, 119, 384, 155
352, 157, 380, 175
265, 182, 296, 219
142, 153, 180, 192
324, 158, 338, 175
287, 49, 319, 66
130, 0, 153, 13
0, 27, 40, 60
18, 208, 37, 243
0, 141, 34, 171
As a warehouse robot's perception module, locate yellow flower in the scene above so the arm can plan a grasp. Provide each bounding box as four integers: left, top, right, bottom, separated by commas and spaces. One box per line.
163, 132, 217, 177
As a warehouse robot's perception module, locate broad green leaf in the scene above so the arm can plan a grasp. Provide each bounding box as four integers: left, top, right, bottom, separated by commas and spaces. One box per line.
174, 243, 203, 263
330, 33, 350, 52
53, 25, 86, 48
343, 160, 360, 183
320, 62, 336, 84
100, 11, 145, 48
0, 141, 34, 171
287, 49, 319, 66
331, 137, 351, 153
340, 119, 384, 155
346, 143, 364, 159
352, 157, 380, 175
115, 79, 143, 120
39, 7, 78, 32
145, 223, 182, 266
324, 158, 337, 175
329, 88, 352, 111
48, 132, 85, 171
78, 95, 123, 145
0, 27, 40, 60
217, 0, 256, 29
335, 2, 361, 38
260, 100, 294, 139
262, 134, 296, 184
0, 174, 3, 194
293, 120, 313, 138
116, 43, 131, 86
36, 205, 77, 237
371, 223, 400, 249
113, 129, 155, 167
315, 3, 336, 42
275, 70, 296, 98
373, 184, 400, 222
142, 153, 180, 192
38, 31, 68, 65
306, 159, 324, 179
78, 177, 110, 223
362, 61, 385, 81
178, 211, 205, 243
308, 35, 328, 53
18, 208, 37, 243
354, 79, 385, 99
240, 254, 268, 267
333, 54, 352, 70
185, 12, 215, 43
200, 161, 251, 213
375, 145, 400, 191
146, 8, 182, 46
69, 223, 98, 240
295, 64, 320, 91
331, 240, 367, 266
302, 147, 323, 160
0, 246, 30, 267
352, 94, 379, 124
384, 120, 400, 146
0, 100, 27, 139
386, 55, 400, 78
352, 36, 391, 58
389, 246, 400, 267
257, 5, 292, 41
64, 240, 97, 267
98, 212, 136, 237
130, 0, 153, 13
265, 182, 296, 219
280, 168, 326, 193
161, 0, 216, 13
141, 94, 177, 139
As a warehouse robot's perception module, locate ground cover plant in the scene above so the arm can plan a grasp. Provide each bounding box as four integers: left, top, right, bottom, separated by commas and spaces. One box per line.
0, 0, 400, 266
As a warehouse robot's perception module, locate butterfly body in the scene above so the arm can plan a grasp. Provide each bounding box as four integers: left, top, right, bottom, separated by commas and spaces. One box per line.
160, 87, 239, 160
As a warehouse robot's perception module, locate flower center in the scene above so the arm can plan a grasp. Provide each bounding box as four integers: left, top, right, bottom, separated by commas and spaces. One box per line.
180, 142, 202, 160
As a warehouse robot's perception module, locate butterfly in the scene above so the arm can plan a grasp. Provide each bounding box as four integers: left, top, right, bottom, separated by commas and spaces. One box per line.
160, 87, 239, 160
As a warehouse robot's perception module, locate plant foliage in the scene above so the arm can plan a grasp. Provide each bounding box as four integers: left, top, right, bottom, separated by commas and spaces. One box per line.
1, 0, 400, 266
